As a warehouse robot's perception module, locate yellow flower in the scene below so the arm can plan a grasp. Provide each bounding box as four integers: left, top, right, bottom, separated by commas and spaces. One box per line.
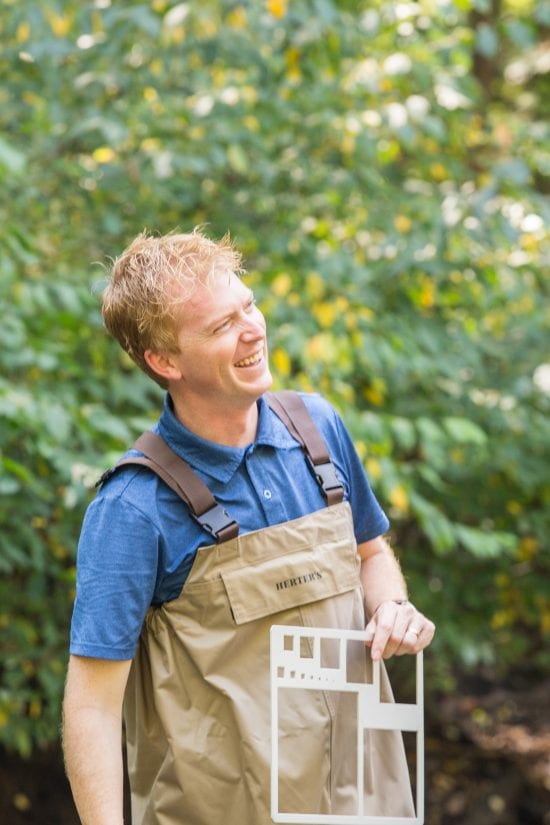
394, 215, 412, 233
227, 6, 247, 29
267, 0, 289, 19
506, 500, 522, 515
17, 21, 30, 42
143, 87, 159, 102
363, 379, 386, 407
366, 457, 382, 481
285, 46, 301, 82
243, 115, 260, 133
271, 272, 292, 297
45, 11, 71, 37
141, 138, 160, 152
272, 348, 291, 377
430, 162, 447, 181
341, 134, 355, 155
518, 536, 538, 560
93, 146, 116, 164
305, 333, 336, 363
389, 484, 409, 513
491, 610, 512, 630
306, 272, 325, 301
313, 302, 337, 329
419, 278, 436, 309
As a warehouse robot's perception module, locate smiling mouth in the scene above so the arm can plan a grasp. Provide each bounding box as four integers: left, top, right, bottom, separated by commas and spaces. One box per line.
234, 349, 263, 368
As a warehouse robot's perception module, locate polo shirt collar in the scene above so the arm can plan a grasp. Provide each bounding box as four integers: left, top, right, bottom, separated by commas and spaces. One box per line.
157, 394, 299, 483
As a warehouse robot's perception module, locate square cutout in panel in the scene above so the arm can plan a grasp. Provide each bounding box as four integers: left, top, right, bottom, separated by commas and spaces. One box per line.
299, 635, 314, 658
270, 625, 424, 824
320, 635, 340, 669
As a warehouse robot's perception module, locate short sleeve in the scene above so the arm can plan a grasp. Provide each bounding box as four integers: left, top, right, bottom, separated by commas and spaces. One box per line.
333, 412, 390, 543
70, 494, 159, 660
299, 394, 390, 544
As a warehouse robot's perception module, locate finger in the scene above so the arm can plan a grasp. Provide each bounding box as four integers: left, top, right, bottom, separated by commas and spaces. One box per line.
395, 625, 423, 656
380, 626, 408, 659
416, 619, 436, 649
367, 607, 394, 661
370, 606, 409, 661
396, 620, 436, 656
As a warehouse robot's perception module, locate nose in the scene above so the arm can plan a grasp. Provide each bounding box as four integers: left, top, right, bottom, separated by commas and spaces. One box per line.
240, 306, 266, 340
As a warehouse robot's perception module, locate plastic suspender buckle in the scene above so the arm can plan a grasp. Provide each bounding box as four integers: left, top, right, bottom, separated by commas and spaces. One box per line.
306, 455, 343, 499
194, 503, 239, 542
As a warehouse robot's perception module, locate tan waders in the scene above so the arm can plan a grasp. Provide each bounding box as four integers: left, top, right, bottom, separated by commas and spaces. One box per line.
119, 393, 414, 824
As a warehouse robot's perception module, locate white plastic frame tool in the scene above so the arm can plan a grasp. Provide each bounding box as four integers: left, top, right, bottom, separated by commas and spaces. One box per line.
270, 625, 424, 825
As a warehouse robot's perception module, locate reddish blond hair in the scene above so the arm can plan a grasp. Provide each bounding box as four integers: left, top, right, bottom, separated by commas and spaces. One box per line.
102, 228, 243, 387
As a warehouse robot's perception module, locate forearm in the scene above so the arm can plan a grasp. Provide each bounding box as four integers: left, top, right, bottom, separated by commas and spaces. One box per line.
358, 535, 435, 659
359, 535, 407, 617
63, 704, 125, 825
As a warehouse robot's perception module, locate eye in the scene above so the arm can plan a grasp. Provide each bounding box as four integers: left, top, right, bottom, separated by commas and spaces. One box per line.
245, 295, 257, 312
213, 318, 232, 334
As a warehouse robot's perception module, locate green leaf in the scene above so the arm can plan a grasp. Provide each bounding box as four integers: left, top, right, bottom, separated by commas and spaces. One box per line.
0, 137, 26, 175
535, 1, 550, 26
493, 159, 531, 185
227, 144, 249, 175
443, 417, 487, 445
455, 525, 517, 558
410, 492, 456, 554
475, 23, 499, 58
504, 19, 535, 49
82, 406, 133, 443
389, 416, 416, 450
0, 476, 20, 495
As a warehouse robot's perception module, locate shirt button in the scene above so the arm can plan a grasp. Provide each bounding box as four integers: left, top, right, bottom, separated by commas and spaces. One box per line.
263, 489, 272, 500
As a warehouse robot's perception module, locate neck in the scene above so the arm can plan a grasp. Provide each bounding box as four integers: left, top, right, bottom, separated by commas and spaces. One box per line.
168, 391, 260, 447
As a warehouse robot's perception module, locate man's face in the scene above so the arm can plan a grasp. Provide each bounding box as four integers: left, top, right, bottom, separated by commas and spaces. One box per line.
170, 271, 272, 410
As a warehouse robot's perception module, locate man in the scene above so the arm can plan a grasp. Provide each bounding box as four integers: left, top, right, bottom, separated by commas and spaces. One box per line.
63, 228, 435, 825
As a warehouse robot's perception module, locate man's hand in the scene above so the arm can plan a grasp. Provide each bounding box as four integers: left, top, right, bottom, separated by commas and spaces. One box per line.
358, 535, 436, 661
365, 599, 435, 661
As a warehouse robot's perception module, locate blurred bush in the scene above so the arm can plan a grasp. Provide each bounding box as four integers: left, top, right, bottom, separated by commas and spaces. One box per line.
0, 0, 548, 754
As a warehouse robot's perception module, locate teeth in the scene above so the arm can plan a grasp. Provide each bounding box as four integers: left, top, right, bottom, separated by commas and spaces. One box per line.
235, 350, 263, 368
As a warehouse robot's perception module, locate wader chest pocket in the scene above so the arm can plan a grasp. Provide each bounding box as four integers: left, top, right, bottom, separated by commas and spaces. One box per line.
221, 540, 360, 625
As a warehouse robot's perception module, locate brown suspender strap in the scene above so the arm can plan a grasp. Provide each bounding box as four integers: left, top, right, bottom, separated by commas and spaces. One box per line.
100, 432, 239, 543
95, 391, 343, 541
266, 391, 345, 506
133, 432, 213, 514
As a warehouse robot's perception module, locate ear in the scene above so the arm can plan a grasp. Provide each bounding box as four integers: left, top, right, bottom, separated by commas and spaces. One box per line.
144, 349, 183, 383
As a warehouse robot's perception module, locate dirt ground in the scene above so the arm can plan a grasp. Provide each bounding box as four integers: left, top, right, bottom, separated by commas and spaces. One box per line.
1, 678, 548, 824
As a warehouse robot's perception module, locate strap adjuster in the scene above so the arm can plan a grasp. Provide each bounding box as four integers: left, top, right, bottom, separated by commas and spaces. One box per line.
306, 456, 343, 495
195, 503, 239, 541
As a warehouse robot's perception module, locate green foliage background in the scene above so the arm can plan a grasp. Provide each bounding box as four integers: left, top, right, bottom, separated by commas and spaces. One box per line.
1, 0, 548, 756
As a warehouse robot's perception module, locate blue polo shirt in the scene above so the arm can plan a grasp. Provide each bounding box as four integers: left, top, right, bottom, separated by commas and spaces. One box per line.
70, 392, 389, 660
